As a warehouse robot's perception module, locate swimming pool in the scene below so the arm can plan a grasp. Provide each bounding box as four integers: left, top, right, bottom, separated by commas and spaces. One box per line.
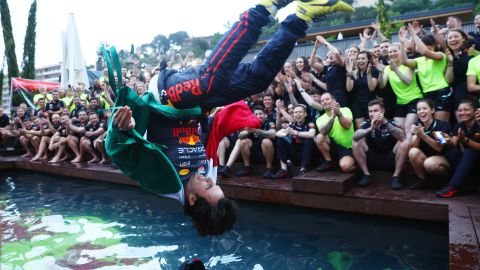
1, 170, 448, 269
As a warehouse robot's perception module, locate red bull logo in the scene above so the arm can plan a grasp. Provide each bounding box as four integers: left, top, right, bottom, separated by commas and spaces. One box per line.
178, 134, 200, 146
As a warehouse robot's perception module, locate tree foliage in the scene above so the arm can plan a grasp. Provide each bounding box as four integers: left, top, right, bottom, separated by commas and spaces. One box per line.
22, 0, 37, 79
151, 34, 169, 54
190, 38, 209, 59
168, 31, 189, 47
376, 0, 394, 39
0, 0, 19, 82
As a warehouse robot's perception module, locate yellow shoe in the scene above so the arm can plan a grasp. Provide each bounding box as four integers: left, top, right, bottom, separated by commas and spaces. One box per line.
296, 0, 355, 23
260, 0, 294, 16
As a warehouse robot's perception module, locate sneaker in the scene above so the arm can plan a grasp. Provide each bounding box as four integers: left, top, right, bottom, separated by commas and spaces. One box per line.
357, 174, 371, 187
235, 166, 252, 177
409, 179, 428, 190
263, 169, 274, 179
272, 169, 289, 179
296, 0, 355, 23
218, 166, 230, 177
391, 176, 403, 190
315, 160, 335, 172
260, 0, 294, 16
436, 185, 460, 198
295, 169, 306, 177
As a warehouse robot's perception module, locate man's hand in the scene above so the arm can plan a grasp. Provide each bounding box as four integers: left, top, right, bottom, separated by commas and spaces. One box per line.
114, 106, 135, 130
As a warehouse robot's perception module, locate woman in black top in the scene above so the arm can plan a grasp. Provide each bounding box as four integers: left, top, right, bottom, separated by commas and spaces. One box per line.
444, 29, 476, 121
315, 35, 348, 107
346, 50, 379, 128
408, 99, 452, 189
437, 100, 480, 197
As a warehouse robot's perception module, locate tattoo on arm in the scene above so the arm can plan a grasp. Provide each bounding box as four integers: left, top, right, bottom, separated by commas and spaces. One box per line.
353, 128, 371, 141
319, 116, 335, 135
386, 122, 405, 141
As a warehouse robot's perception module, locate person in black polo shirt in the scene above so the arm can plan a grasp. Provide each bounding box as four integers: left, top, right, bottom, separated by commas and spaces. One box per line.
352, 99, 409, 189
220, 106, 276, 179
18, 118, 35, 157
46, 91, 65, 115
315, 35, 348, 107
436, 100, 480, 197
408, 99, 452, 189
49, 114, 71, 163
70, 96, 85, 120
34, 98, 47, 117
30, 113, 62, 161
68, 113, 106, 163
67, 110, 89, 163
273, 104, 316, 178
346, 51, 379, 128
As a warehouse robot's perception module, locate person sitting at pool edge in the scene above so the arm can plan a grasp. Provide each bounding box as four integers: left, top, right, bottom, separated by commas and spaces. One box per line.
352, 99, 409, 189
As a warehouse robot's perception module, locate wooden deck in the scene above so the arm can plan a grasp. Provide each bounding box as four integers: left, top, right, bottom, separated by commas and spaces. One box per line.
1, 155, 479, 269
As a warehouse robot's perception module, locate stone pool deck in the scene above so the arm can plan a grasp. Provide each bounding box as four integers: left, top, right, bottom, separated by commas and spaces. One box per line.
0, 154, 479, 270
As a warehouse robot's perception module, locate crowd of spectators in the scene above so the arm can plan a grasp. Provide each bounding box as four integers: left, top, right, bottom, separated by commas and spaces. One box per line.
0, 15, 479, 199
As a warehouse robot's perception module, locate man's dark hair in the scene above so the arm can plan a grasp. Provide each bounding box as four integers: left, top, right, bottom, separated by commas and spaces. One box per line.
421, 35, 436, 47
262, 93, 274, 100
252, 105, 265, 113
368, 99, 385, 109
184, 197, 238, 236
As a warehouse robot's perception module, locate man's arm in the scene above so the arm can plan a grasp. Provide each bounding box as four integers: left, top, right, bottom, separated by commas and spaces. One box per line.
86, 127, 105, 138
353, 127, 372, 141
467, 75, 480, 93
318, 114, 335, 135
68, 121, 86, 135
386, 122, 405, 141
297, 127, 316, 139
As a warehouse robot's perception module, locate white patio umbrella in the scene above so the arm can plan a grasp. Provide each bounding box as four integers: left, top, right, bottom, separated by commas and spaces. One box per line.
61, 13, 89, 90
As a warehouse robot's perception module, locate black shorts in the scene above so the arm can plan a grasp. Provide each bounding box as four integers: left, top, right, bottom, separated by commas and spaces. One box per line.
394, 99, 420, 118
366, 149, 396, 171
330, 137, 353, 160
424, 88, 452, 112
351, 101, 369, 119
250, 139, 266, 164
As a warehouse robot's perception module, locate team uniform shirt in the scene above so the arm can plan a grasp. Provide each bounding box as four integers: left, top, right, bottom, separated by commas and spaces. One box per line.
385, 65, 423, 105
452, 51, 475, 105
416, 119, 451, 156
46, 100, 65, 113
352, 68, 379, 104
13, 113, 31, 129
0, 114, 9, 128
31, 123, 49, 132
33, 108, 47, 117
61, 96, 74, 108
70, 105, 86, 119
466, 55, 480, 84
57, 124, 69, 137
324, 64, 348, 105
415, 53, 449, 93
264, 108, 276, 125
84, 122, 106, 141
452, 121, 480, 145
147, 113, 208, 184
316, 107, 354, 148
290, 121, 315, 145
248, 120, 275, 143
360, 119, 401, 151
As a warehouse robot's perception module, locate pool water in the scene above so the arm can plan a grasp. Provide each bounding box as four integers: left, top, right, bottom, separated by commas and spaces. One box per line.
1, 170, 448, 270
